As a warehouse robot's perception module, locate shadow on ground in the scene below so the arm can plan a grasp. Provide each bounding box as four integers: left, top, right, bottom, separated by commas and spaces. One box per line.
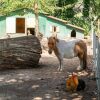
0, 53, 97, 100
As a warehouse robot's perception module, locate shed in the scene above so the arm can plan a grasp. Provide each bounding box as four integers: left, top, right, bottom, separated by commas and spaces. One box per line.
0, 8, 84, 39
0, 8, 40, 38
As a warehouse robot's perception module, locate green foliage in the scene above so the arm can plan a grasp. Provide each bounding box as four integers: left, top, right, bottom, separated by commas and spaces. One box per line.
91, 0, 100, 17
39, 0, 57, 15
83, 0, 90, 17
57, 0, 78, 6
54, 0, 77, 18
0, 0, 35, 15
63, 8, 75, 19
70, 17, 91, 35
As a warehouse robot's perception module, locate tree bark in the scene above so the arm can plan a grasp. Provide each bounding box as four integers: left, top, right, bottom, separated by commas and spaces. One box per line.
0, 35, 42, 69
34, 1, 39, 37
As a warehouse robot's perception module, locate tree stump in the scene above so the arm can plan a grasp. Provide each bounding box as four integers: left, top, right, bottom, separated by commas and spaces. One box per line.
0, 35, 42, 69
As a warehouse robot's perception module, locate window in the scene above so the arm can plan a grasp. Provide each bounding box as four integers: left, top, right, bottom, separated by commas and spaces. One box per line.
53, 26, 57, 32
71, 29, 76, 37
27, 28, 35, 35
50, 26, 60, 33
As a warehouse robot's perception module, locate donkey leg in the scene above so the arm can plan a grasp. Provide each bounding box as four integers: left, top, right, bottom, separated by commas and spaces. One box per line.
58, 58, 63, 71
60, 59, 63, 71
83, 52, 87, 69
77, 58, 84, 71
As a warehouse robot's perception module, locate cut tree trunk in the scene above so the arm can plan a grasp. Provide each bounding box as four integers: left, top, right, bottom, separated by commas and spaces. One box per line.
0, 35, 42, 69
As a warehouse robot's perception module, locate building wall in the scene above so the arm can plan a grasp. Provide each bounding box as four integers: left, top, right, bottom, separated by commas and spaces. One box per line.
45, 18, 67, 39
76, 30, 84, 38
0, 16, 6, 37
39, 14, 47, 36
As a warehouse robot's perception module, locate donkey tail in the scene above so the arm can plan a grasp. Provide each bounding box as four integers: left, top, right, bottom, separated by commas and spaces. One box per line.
83, 48, 87, 69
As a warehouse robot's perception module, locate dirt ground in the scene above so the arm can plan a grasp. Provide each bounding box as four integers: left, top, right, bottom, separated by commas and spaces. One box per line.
0, 48, 97, 100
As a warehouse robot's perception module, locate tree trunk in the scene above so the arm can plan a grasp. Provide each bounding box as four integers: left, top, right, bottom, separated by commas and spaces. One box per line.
34, 1, 39, 37
35, 13, 39, 37
0, 35, 42, 69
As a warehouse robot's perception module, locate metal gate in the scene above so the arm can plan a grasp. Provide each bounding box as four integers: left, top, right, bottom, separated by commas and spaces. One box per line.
93, 33, 100, 99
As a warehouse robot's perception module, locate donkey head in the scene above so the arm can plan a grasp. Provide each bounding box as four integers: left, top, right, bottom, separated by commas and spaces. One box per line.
47, 36, 58, 54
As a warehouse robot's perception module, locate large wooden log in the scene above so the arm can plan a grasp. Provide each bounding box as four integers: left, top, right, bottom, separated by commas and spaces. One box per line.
0, 35, 42, 69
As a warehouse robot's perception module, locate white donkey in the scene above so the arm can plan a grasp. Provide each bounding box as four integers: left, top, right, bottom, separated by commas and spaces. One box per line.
47, 36, 87, 71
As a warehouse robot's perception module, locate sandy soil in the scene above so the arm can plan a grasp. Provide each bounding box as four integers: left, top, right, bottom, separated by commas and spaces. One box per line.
0, 49, 97, 100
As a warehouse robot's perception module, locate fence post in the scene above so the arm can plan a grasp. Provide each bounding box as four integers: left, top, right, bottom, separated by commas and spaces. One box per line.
95, 38, 100, 100
93, 33, 97, 72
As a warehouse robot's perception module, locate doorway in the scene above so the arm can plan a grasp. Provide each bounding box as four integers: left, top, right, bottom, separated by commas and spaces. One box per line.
16, 18, 25, 33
